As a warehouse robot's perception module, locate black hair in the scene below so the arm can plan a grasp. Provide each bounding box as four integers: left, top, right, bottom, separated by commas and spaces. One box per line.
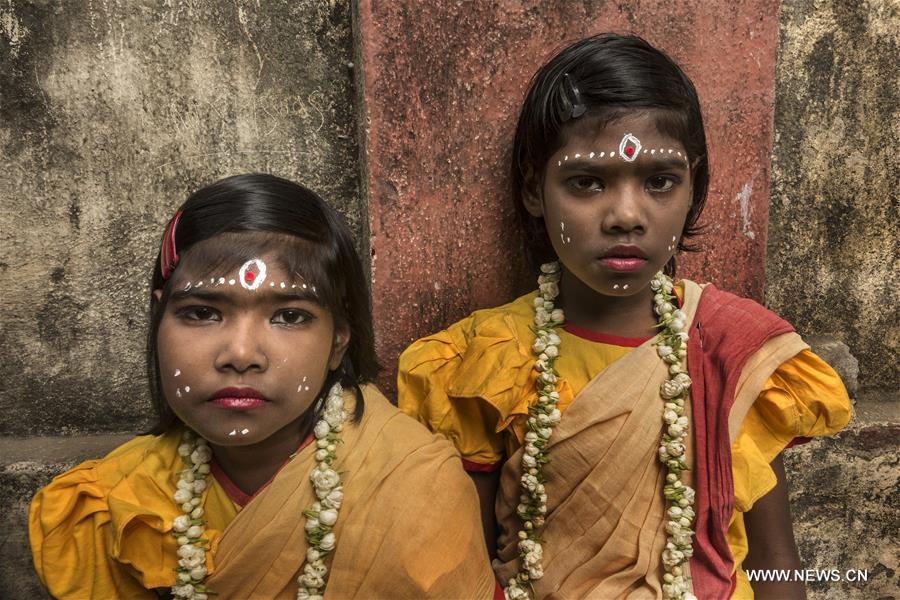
147, 173, 378, 433
512, 33, 709, 274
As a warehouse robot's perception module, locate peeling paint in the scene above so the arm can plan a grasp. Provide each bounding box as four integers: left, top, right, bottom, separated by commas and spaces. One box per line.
735, 179, 756, 239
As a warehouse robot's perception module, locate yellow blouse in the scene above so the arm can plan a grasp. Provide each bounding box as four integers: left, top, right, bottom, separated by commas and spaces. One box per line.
398, 290, 852, 598
29, 430, 238, 598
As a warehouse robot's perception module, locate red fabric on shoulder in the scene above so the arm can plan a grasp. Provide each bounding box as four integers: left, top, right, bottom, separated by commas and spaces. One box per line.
462, 458, 502, 473
686, 285, 795, 599
493, 579, 505, 600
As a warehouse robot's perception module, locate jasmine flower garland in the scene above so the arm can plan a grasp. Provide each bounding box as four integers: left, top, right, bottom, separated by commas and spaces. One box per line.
297, 381, 347, 600
504, 264, 697, 600
172, 431, 213, 600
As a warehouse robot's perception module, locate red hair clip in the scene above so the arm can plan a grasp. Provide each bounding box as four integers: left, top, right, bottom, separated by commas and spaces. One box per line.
160, 209, 183, 280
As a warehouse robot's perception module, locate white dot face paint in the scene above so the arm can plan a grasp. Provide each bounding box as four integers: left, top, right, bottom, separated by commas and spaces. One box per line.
176, 388, 182, 398
218, 277, 226, 285
174, 369, 181, 377
241, 428, 250, 435
228, 279, 236, 285
184, 386, 190, 393
229, 429, 237, 436
238, 258, 268, 290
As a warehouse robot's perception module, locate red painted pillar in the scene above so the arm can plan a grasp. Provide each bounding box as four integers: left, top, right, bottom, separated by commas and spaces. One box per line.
356, 1, 780, 396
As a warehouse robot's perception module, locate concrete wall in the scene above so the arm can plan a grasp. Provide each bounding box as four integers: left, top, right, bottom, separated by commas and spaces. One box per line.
767, 0, 899, 393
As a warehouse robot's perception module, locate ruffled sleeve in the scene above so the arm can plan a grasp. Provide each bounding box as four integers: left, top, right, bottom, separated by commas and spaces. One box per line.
29, 437, 164, 598
398, 296, 544, 467
727, 348, 852, 596
29, 431, 231, 598
731, 348, 852, 512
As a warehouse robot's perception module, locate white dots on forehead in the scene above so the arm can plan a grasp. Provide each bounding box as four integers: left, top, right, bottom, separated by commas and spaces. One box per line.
556, 133, 688, 166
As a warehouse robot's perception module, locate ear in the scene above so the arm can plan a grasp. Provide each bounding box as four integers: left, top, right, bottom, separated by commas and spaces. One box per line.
328, 322, 351, 371
522, 167, 544, 218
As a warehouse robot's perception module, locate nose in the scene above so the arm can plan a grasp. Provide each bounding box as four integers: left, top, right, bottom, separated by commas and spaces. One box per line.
214, 317, 268, 373
601, 182, 646, 235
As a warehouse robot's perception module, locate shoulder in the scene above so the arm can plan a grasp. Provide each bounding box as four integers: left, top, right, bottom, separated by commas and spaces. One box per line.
690, 282, 794, 335
31, 432, 177, 510
359, 384, 462, 460
399, 292, 537, 370
29, 432, 182, 595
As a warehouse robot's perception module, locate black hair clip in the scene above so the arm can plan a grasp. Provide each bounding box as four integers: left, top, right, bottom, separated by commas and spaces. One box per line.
559, 73, 587, 122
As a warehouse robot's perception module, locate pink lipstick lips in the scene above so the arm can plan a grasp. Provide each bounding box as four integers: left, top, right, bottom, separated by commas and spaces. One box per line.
209, 387, 267, 411
599, 245, 648, 272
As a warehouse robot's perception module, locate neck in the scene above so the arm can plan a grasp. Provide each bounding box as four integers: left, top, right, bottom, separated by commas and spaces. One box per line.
559, 268, 658, 338
209, 415, 313, 496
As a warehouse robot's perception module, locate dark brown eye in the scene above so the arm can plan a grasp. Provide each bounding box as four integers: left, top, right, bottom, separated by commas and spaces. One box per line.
178, 306, 221, 322
272, 309, 312, 325
647, 175, 676, 192
567, 176, 604, 192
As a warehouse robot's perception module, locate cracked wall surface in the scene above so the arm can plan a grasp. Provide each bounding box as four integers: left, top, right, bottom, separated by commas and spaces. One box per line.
0, 0, 362, 435
767, 0, 899, 392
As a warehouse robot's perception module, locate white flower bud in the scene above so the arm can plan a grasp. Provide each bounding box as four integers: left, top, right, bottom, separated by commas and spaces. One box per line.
173, 515, 191, 532
314, 421, 330, 439
318, 508, 338, 527
186, 525, 203, 539
320, 532, 336, 551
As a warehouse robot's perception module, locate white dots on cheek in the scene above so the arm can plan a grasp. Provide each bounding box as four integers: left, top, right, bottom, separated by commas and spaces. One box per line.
176, 388, 182, 398
174, 369, 181, 377
184, 386, 191, 393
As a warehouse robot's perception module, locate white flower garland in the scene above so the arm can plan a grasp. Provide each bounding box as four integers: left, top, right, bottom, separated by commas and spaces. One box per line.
172, 431, 213, 600
504, 263, 697, 600
297, 381, 348, 600
650, 272, 698, 600
170, 382, 348, 600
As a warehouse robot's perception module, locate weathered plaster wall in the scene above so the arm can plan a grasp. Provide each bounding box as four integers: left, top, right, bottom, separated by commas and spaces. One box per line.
356, 0, 781, 396
0, 0, 361, 435
786, 413, 899, 599
767, 0, 899, 392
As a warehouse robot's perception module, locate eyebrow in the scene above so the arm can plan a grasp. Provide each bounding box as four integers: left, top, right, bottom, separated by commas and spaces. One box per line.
558, 157, 689, 172
170, 288, 320, 304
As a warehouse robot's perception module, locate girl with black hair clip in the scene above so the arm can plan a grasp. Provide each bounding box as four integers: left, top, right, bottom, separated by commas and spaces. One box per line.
399, 34, 851, 599
30, 174, 496, 599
